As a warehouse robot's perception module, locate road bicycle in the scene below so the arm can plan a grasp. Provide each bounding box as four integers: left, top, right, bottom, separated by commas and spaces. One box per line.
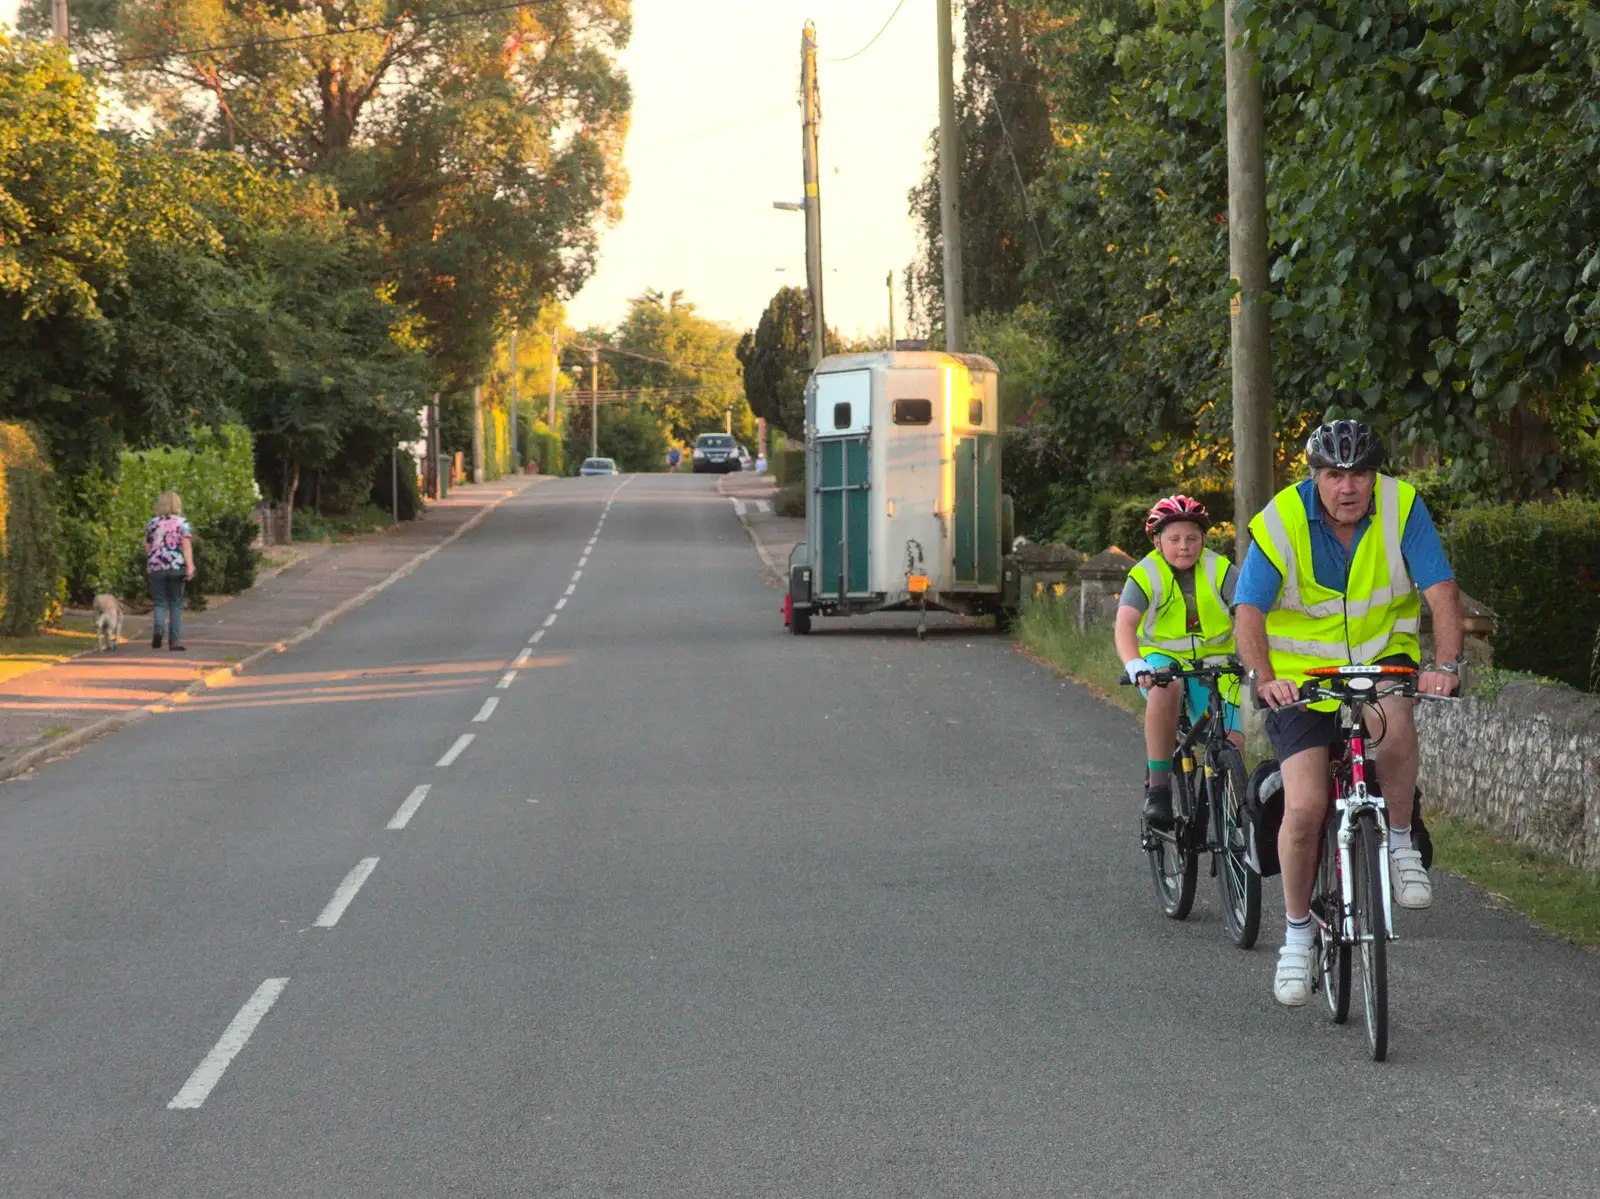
1124, 661, 1259, 947
1279, 664, 1455, 1062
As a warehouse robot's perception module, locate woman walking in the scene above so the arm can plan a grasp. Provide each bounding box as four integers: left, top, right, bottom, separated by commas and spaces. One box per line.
145, 491, 195, 651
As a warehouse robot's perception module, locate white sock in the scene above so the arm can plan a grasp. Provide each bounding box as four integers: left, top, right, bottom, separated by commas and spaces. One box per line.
1389, 824, 1413, 851
1284, 914, 1314, 949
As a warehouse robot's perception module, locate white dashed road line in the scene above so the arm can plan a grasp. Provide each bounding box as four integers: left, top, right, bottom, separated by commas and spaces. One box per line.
436, 734, 475, 767
571, 570, 582, 581
314, 858, 380, 929
543, 614, 558, 628
497, 671, 516, 689
168, 978, 289, 1110
387, 785, 431, 830
529, 630, 545, 644
555, 597, 568, 610
514, 648, 532, 666
563, 584, 576, 596
472, 698, 499, 723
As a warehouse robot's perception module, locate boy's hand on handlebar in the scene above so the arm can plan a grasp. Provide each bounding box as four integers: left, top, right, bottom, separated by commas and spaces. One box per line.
1256, 677, 1300, 709
1123, 657, 1156, 687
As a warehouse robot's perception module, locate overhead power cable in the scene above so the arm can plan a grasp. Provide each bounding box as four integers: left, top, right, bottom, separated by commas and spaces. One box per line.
823, 0, 910, 63
109, 0, 537, 67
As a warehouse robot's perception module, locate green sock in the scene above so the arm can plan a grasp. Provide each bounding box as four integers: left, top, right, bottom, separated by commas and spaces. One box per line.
1147, 758, 1172, 789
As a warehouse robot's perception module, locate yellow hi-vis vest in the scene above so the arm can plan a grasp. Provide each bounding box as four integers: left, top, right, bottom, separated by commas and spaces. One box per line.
1246, 474, 1422, 696
1128, 548, 1236, 663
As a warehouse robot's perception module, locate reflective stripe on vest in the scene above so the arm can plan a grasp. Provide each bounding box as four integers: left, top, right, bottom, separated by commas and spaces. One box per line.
1247, 475, 1421, 692
1131, 549, 1236, 660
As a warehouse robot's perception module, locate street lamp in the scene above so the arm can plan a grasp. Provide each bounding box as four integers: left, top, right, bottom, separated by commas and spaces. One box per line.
772, 200, 805, 212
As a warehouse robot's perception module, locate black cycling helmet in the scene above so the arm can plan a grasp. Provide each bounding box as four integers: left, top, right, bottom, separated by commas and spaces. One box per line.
1305, 419, 1384, 471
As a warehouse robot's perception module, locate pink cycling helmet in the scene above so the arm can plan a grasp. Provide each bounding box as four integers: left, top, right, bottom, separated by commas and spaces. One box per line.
1144, 494, 1210, 538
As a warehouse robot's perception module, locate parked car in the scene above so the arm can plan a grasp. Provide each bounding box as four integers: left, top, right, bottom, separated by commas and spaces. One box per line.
578, 457, 618, 476
691, 433, 741, 473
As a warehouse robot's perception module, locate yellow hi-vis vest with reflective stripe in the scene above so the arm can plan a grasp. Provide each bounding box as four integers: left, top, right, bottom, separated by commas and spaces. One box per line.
1129, 548, 1236, 663
1246, 474, 1422, 694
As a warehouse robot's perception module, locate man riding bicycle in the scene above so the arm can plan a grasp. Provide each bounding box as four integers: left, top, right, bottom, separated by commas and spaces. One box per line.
1233, 419, 1465, 1007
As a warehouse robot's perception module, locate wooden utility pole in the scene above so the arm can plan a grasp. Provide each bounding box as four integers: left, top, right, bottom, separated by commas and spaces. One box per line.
1225, 0, 1274, 559
509, 329, 520, 474
51, 0, 68, 42
589, 346, 599, 460
800, 22, 826, 368
471, 383, 485, 483
548, 331, 559, 431
937, 0, 966, 352
887, 270, 896, 350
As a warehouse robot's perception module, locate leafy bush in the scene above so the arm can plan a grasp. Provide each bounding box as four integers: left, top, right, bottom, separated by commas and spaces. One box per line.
369, 449, 422, 521
526, 425, 563, 475
1444, 500, 1600, 690
59, 465, 116, 603
108, 425, 258, 600
292, 510, 336, 542
770, 448, 805, 486
0, 424, 62, 636
775, 483, 806, 518
192, 512, 261, 596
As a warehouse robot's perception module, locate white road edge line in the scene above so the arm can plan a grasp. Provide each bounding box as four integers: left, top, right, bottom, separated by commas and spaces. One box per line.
473, 697, 499, 723
555, 597, 568, 610
387, 784, 432, 830
497, 671, 517, 690
314, 858, 380, 928
168, 978, 289, 1110
436, 734, 475, 767
514, 648, 532, 665
543, 614, 558, 628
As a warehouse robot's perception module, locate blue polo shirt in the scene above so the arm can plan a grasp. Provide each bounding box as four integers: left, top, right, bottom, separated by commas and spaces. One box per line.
1234, 478, 1454, 611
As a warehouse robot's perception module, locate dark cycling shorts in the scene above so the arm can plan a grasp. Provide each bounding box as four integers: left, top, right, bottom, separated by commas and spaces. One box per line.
1264, 654, 1417, 761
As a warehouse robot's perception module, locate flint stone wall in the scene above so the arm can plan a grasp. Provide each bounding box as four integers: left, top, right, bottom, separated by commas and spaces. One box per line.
1417, 680, 1600, 871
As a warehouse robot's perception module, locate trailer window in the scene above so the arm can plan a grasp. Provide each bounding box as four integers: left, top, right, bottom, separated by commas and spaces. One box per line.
968, 399, 985, 426
833, 402, 852, 430
892, 399, 933, 426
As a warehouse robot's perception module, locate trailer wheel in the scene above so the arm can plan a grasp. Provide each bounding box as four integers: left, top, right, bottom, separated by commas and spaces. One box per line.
791, 607, 811, 635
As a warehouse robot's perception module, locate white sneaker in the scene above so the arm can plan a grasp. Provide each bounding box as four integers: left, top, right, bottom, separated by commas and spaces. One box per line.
1274, 942, 1314, 1007
1389, 845, 1433, 909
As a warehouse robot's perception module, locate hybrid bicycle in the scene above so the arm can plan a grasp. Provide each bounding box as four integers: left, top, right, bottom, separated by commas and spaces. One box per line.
1124, 661, 1260, 948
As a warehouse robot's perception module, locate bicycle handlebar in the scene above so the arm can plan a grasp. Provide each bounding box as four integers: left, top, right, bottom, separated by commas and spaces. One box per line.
1118, 661, 1242, 687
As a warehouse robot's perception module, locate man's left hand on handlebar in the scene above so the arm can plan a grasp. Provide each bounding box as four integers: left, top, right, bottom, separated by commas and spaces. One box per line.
1418, 668, 1460, 698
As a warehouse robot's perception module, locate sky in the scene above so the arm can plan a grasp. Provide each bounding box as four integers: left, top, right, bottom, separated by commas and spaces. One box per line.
1, 0, 949, 339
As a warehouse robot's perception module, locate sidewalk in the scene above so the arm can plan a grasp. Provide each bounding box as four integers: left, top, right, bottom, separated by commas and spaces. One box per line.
717, 472, 803, 585
0, 475, 545, 781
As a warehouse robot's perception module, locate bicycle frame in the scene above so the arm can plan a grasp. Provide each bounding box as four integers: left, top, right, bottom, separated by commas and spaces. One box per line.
1326, 713, 1395, 949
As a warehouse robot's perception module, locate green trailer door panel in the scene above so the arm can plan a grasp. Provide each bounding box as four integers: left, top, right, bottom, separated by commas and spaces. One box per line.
817, 436, 871, 596
953, 434, 1001, 587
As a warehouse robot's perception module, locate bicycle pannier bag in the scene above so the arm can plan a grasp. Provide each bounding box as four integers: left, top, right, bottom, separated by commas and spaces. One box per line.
1244, 760, 1284, 878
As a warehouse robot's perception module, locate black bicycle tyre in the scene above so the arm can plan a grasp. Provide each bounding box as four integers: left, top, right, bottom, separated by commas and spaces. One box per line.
1146, 772, 1198, 920
1353, 810, 1389, 1061
1212, 744, 1261, 948
1319, 819, 1352, 1024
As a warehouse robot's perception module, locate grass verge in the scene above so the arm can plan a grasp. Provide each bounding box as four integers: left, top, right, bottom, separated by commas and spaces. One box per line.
1429, 813, 1600, 949
1014, 591, 1600, 949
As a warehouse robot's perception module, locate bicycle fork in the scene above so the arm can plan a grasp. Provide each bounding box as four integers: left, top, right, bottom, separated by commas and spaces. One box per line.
1340, 732, 1397, 944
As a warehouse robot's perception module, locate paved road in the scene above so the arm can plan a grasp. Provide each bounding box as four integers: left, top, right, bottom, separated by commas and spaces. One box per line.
0, 474, 1595, 1196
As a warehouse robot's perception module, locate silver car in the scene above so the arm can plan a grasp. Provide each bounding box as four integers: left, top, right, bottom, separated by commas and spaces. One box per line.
578, 457, 617, 476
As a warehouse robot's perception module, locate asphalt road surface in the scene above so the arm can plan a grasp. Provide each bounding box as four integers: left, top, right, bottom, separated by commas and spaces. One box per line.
0, 473, 1595, 1196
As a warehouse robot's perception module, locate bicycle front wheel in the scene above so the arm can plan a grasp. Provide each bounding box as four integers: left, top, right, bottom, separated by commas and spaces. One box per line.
1212, 745, 1260, 948
1145, 773, 1198, 920
1352, 809, 1390, 1061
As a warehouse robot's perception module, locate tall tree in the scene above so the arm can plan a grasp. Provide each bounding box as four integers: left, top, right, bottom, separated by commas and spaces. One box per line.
69, 0, 633, 388
738, 287, 812, 440
608, 289, 750, 444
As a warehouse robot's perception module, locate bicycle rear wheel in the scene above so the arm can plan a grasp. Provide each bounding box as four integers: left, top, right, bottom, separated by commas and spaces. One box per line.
1352, 809, 1389, 1061
1145, 771, 1198, 920
1317, 818, 1351, 1024
1212, 745, 1260, 948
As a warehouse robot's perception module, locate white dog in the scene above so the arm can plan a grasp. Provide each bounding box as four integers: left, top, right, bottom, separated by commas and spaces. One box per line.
92, 593, 123, 652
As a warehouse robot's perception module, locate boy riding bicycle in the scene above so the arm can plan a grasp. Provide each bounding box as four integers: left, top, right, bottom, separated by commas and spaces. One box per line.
1114, 496, 1244, 830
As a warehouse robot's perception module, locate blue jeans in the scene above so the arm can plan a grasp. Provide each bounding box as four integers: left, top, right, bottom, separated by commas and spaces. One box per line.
148, 569, 186, 644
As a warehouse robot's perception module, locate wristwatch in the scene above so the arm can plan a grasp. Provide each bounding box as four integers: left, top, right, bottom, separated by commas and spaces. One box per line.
1438, 661, 1462, 675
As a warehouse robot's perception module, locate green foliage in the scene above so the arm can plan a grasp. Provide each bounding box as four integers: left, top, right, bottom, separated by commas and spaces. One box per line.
526, 426, 564, 476
608, 290, 751, 445
738, 287, 812, 440
0, 424, 61, 636
770, 448, 806, 486
1015, 591, 1143, 715
564, 402, 665, 474
192, 512, 261, 596
107, 426, 257, 600
1444, 500, 1600, 690
370, 450, 423, 522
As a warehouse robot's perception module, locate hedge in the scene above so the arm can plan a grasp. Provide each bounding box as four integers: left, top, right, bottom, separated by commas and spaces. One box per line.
107, 425, 259, 604
0, 424, 61, 636
770, 447, 805, 486
1444, 499, 1600, 691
